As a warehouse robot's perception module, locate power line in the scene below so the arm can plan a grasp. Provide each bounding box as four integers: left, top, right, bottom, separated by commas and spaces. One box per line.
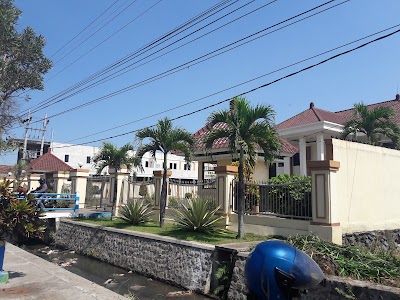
23, 0, 345, 123
49, 0, 121, 60
17, 0, 237, 116
52, 27, 400, 148
64, 23, 400, 143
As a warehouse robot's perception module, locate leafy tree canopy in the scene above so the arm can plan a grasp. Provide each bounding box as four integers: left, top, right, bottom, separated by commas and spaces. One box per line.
0, 0, 52, 150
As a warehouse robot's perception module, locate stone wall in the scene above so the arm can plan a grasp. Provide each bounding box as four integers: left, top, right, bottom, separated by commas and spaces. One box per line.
54, 219, 215, 293
343, 229, 400, 251
227, 254, 400, 300
55, 220, 400, 299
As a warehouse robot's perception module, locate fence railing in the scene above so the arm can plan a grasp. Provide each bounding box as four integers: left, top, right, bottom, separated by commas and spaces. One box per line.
19, 192, 79, 214
168, 179, 218, 209
232, 180, 312, 220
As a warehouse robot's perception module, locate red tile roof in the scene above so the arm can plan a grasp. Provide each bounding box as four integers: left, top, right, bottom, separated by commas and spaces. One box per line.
193, 122, 298, 155
0, 165, 13, 175
277, 95, 400, 129
28, 149, 73, 172
276, 102, 347, 129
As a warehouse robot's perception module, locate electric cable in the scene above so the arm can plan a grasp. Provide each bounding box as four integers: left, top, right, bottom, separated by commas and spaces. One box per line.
17, 0, 237, 116
64, 23, 400, 143
50, 27, 400, 148
23, 0, 344, 121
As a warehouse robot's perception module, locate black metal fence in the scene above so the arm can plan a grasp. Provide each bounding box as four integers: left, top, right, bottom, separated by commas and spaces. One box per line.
232, 180, 312, 220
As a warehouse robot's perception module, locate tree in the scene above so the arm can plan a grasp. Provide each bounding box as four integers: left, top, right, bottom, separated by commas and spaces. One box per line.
92, 142, 138, 217
341, 102, 400, 148
0, 0, 52, 151
135, 117, 194, 227
204, 96, 281, 238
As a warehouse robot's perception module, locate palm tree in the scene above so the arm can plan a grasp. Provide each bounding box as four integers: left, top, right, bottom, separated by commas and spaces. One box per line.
135, 117, 194, 227
204, 96, 281, 238
93, 142, 138, 217
341, 102, 400, 148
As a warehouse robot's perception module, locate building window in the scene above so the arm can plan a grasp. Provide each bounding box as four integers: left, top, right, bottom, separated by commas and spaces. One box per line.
169, 163, 177, 169
184, 163, 191, 170
202, 162, 217, 189
169, 163, 173, 169
145, 161, 149, 168
174, 163, 177, 169
86, 156, 91, 164
278, 162, 284, 167
64, 155, 69, 162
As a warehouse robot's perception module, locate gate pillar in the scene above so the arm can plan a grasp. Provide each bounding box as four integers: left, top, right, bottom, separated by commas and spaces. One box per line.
70, 169, 89, 208
215, 165, 238, 217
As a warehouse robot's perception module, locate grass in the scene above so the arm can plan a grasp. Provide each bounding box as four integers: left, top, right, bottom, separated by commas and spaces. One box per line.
73, 217, 267, 245
287, 234, 400, 287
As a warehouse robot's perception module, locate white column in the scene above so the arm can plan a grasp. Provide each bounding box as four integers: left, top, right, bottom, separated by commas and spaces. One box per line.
316, 133, 325, 161
299, 137, 307, 176
283, 157, 291, 175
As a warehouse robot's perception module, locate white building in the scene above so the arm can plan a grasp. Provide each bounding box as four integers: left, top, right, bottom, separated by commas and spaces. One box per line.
50, 142, 198, 179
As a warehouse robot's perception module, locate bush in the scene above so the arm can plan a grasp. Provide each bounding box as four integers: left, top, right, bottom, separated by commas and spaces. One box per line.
170, 197, 225, 233
266, 174, 311, 216
139, 184, 148, 198
0, 178, 46, 243
168, 196, 179, 208
120, 200, 153, 225
184, 192, 192, 199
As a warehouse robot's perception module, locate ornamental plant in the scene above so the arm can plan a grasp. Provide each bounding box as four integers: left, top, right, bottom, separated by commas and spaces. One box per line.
0, 178, 46, 243
171, 197, 225, 233
120, 200, 153, 225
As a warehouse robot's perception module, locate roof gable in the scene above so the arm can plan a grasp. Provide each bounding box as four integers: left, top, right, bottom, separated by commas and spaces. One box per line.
193, 122, 298, 155
28, 149, 73, 172
277, 95, 400, 130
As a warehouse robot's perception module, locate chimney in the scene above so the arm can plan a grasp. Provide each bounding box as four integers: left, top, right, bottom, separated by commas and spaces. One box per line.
309, 102, 314, 109
396, 94, 400, 101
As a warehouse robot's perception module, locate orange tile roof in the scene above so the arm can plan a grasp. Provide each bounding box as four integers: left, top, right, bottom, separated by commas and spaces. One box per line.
277, 95, 400, 129
28, 149, 73, 172
193, 122, 298, 155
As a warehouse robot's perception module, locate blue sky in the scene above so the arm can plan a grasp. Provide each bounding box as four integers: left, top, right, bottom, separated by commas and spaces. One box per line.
2, 0, 400, 164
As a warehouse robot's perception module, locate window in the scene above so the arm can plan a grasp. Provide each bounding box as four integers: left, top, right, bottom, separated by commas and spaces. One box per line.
169, 163, 173, 169
86, 156, 91, 164
169, 163, 177, 169
145, 161, 149, 168
174, 163, 177, 169
278, 162, 284, 167
184, 163, 191, 170
64, 155, 69, 162
202, 162, 217, 189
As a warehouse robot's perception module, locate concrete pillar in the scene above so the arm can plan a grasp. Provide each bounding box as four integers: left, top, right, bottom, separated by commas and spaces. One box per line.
153, 170, 172, 208
299, 137, 307, 176
215, 165, 238, 217
52, 171, 70, 194
27, 173, 42, 192
316, 133, 325, 160
114, 166, 130, 216
307, 160, 342, 245
283, 157, 291, 175
70, 169, 89, 208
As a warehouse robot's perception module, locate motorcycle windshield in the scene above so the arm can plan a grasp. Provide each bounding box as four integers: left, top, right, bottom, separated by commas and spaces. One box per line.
290, 249, 325, 289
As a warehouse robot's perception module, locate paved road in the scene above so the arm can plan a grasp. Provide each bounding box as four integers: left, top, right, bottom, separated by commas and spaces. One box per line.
1, 243, 128, 300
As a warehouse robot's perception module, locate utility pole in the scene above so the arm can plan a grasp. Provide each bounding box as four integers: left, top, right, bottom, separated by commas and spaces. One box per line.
40, 114, 48, 156
22, 112, 48, 160
22, 111, 31, 160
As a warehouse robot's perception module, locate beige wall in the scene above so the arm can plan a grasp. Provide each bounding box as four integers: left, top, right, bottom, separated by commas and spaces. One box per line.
331, 139, 400, 233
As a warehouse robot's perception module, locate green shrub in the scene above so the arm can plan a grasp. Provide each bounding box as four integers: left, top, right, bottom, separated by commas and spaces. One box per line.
139, 184, 148, 198
120, 200, 153, 225
170, 197, 225, 233
144, 193, 154, 207
184, 192, 192, 199
168, 196, 179, 208
0, 178, 46, 243
267, 174, 311, 216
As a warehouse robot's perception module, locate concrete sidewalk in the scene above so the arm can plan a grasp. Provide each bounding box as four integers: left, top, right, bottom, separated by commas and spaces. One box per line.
1, 243, 129, 300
